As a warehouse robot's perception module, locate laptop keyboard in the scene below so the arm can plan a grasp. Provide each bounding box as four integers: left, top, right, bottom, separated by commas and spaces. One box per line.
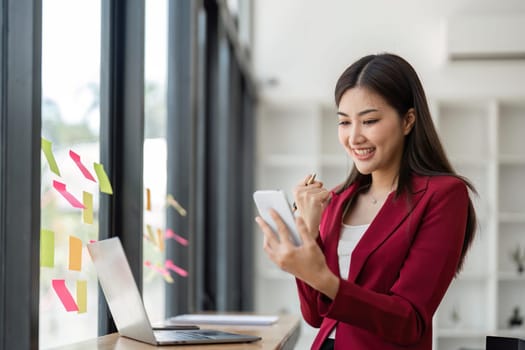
154, 330, 211, 341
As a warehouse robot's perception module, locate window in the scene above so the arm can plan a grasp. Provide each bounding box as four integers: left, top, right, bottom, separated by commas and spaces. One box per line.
39, 0, 101, 347
143, 0, 169, 323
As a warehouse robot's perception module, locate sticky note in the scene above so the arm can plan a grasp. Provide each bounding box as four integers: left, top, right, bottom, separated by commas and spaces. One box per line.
69, 236, 82, 271
165, 229, 188, 246
53, 180, 85, 209
52, 279, 78, 312
93, 163, 113, 195
145, 225, 156, 245
40, 229, 55, 267
144, 261, 174, 283
41, 138, 61, 176
146, 188, 151, 211
82, 191, 93, 224
69, 150, 96, 182
76, 280, 87, 314
167, 194, 187, 216
165, 259, 188, 277
157, 229, 164, 252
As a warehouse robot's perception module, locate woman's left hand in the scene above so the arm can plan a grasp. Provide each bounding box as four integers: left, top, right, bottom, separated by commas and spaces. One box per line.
255, 209, 339, 299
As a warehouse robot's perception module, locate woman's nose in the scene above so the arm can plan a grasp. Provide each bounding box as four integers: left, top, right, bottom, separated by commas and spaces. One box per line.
348, 124, 365, 145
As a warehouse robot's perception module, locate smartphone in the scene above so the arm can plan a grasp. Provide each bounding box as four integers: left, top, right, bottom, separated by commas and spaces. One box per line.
253, 190, 302, 246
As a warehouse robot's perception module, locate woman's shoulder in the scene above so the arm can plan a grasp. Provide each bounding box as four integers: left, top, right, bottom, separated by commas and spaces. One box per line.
422, 174, 468, 195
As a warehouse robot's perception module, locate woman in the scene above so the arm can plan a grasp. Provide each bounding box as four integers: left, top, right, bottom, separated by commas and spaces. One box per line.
255, 53, 477, 350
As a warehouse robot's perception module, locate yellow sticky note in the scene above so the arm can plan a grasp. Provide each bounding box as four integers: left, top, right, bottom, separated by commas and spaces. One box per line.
93, 162, 113, 195
157, 229, 164, 252
40, 229, 55, 267
146, 188, 151, 211
69, 236, 82, 271
82, 191, 93, 224
167, 194, 187, 216
76, 280, 87, 314
146, 225, 156, 245
41, 138, 61, 176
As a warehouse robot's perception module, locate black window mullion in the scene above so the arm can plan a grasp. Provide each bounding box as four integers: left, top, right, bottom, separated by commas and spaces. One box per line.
165, 0, 199, 317
0, 0, 42, 348
240, 85, 255, 311
99, 0, 145, 335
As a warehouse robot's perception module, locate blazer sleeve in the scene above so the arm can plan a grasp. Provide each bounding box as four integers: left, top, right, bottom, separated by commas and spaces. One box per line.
295, 235, 325, 328
317, 179, 469, 345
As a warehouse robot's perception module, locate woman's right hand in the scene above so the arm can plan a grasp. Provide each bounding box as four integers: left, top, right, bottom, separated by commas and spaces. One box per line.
292, 175, 331, 239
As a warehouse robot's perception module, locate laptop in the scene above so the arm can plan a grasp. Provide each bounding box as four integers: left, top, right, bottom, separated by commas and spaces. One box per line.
87, 237, 261, 346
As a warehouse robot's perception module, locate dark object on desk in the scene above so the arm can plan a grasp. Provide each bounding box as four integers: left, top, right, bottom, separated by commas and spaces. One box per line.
509, 306, 524, 328
486, 336, 525, 350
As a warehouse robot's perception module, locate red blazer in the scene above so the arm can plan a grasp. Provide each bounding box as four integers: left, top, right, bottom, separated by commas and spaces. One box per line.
296, 174, 469, 350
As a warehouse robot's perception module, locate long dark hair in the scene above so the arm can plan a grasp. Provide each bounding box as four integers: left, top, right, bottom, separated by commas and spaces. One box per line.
334, 53, 477, 274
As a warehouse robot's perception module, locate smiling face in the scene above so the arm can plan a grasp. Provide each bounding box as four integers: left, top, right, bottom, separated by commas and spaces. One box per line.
337, 87, 414, 179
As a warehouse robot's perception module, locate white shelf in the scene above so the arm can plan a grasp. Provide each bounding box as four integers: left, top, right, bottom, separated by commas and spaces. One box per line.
436, 328, 487, 338
498, 271, 525, 281
499, 212, 525, 223
499, 155, 525, 164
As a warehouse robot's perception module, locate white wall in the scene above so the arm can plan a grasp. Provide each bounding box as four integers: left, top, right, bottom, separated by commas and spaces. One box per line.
252, 0, 525, 104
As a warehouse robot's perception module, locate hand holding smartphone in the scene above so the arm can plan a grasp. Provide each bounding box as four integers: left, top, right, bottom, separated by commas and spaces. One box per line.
253, 190, 302, 246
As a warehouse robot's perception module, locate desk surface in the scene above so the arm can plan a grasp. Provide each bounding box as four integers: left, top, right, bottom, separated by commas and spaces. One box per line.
51, 314, 301, 350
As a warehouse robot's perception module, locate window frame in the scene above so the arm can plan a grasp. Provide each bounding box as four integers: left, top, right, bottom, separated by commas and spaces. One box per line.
0, 0, 42, 348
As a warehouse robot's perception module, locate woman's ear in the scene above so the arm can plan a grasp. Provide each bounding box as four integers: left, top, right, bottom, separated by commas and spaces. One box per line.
403, 108, 416, 135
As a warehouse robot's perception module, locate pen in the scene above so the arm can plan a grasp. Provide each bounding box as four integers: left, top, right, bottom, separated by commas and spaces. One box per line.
292, 173, 317, 213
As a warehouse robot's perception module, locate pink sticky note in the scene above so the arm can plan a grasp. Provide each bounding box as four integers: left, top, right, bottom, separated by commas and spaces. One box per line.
144, 261, 174, 283
52, 279, 79, 312
53, 181, 85, 209
165, 259, 188, 277
69, 150, 96, 182
165, 229, 189, 246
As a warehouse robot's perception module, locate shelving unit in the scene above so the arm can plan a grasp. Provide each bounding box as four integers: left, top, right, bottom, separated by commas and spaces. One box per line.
434, 98, 525, 350
254, 98, 525, 349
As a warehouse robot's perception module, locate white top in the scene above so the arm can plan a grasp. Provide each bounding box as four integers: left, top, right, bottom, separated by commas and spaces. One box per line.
328, 223, 368, 339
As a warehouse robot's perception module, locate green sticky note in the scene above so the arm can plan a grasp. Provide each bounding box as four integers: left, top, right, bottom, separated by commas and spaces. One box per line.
40, 229, 55, 267
41, 138, 61, 176
93, 162, 113, 195
82, 191, 93, 224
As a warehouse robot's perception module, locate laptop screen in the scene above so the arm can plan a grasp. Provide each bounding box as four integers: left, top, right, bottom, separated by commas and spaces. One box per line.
87, 237, 157, 344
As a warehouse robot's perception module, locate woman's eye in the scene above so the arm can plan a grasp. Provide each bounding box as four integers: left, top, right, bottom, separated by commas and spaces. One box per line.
363, 119, 378, 125
338, 121, 350, 126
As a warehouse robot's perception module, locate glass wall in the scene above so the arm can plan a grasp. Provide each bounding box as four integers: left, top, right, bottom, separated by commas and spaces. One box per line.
39, 0, 101, 348
143, 0, 168, 324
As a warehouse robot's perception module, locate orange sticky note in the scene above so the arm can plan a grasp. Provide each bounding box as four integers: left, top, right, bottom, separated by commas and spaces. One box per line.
157, 229, 164, 252
82, 191, 93, 224
76, 280, 87, 314
146, 188, 151, 211
69, 236, 82, 271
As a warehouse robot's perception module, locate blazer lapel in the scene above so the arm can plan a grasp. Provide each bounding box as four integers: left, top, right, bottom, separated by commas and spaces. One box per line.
347, 176, 429, 282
